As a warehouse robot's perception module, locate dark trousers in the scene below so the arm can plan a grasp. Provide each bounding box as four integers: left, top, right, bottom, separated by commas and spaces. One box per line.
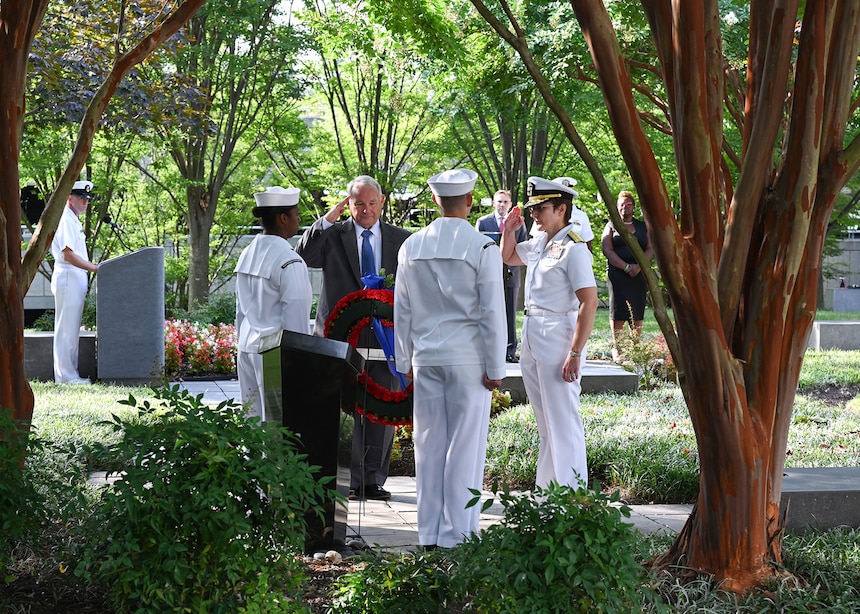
504, 265, 521, 357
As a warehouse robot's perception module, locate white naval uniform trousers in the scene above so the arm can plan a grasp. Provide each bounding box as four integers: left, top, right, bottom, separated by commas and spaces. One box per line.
235, 234, 312, 422
51, 207, 89, 383
516, 224, 596, 489
395, 217, 506, 548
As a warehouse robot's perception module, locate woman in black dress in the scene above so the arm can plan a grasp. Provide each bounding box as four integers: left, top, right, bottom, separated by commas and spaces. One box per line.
601, 190, 653, 360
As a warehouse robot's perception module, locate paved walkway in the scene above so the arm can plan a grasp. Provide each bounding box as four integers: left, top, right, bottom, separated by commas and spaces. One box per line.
175, 378, 692, 552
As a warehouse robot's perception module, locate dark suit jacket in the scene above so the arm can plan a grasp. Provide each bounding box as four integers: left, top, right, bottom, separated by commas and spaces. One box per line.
295, 217, 412, 334
476, 213, 527, 288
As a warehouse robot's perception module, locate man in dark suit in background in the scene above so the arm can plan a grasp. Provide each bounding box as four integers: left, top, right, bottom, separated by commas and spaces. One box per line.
296, 175, 411, 501
476, 189, 527, 362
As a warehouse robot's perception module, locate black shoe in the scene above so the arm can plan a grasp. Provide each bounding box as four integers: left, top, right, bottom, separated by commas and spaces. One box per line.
348, 489, 358, 500
506, 354, 518, 363
362, 485, 391, 500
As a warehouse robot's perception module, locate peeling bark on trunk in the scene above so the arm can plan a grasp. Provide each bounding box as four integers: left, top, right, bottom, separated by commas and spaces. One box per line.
563, 0, 860, 592
1, 0, 49, 427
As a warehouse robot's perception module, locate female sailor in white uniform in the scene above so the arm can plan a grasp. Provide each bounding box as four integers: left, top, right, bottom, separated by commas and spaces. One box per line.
500, 176, 598, 489
235, 187, 312, 421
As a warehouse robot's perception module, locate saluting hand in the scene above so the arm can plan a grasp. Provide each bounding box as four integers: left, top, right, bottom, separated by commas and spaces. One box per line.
324, 196, 349, 224
505, 206, 524, 232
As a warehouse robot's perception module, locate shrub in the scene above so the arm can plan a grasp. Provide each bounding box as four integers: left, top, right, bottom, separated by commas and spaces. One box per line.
74, 385, 329, 612
31, 296, 98, 332
456, 483, 664, 613
329, 484, 664, 613
30, 309, 54, 331
615, 331, 677, 389
491, 387, 513, 416
389, 424, 413, 465
174, 291, 237, 326
0, 408, 44, 569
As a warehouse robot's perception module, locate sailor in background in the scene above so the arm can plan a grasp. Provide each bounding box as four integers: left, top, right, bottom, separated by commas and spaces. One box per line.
500, 176, 598, 489
235, 186, 311, 421
51, 180, 99, 384
475, 189, 528, 362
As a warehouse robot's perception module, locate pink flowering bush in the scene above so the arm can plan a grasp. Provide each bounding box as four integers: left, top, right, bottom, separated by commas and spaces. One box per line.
164, 320, 237, 376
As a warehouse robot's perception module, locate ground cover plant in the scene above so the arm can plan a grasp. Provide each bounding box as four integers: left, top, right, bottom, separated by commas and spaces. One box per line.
485, 381, 860, 501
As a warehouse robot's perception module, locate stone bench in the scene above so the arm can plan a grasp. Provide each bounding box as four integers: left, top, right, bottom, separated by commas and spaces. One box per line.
807, 321, 860, 350
24, 331, 96, 382
781, 467, 860, 531
501, 359, 639, 404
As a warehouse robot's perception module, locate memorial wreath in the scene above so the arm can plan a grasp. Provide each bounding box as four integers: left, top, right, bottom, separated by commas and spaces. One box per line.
324, 286, 413, 425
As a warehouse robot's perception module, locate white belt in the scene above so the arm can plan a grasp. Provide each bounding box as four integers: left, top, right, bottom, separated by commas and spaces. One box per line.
524, 307, 577, 317
356, 348, 390, 362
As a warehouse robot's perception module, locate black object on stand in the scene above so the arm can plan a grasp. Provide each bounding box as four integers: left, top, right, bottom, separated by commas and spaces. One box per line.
259, 330, 364, 553
102, 214, 131, 252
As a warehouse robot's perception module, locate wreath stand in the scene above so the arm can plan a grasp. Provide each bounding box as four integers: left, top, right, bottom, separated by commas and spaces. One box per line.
324, 286, 414, 542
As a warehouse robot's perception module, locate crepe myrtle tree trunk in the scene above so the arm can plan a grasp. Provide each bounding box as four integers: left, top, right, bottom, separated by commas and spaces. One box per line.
567, 0, 860, 591
1, 0, 205, 432
0, 2, 44, 431
466, 0, 860, 592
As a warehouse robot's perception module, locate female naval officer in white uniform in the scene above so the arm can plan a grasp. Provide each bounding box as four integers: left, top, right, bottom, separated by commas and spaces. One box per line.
500, 176, 598, 489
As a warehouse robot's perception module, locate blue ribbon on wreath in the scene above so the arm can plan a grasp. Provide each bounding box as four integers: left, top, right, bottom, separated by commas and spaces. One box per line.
362, 273, 408, 389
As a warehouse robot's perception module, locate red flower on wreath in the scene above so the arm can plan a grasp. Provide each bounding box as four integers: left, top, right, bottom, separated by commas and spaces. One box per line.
324, 288, 413, 425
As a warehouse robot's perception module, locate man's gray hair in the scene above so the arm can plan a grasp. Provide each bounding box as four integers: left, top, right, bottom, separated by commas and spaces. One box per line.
347, 175, 383, 198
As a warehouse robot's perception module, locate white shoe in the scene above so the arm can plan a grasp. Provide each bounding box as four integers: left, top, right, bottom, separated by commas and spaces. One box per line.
66, 377, 92, 385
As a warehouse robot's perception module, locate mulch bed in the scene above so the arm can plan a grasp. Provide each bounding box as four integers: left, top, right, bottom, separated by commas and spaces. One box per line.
799, 383, 860, 407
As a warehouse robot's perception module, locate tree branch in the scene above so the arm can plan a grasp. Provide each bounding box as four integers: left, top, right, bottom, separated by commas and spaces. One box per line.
22, 0, 207, 291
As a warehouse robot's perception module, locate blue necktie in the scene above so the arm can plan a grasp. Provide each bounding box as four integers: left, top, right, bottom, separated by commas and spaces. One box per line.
361, 229, 375, 276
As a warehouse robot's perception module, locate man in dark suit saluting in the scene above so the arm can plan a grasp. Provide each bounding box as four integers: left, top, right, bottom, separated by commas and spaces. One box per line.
296, 175, 411, 501
476, 189, 527, 362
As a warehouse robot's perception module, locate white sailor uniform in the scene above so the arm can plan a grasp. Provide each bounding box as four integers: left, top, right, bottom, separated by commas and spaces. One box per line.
235, 234, 312, 421
515, 223, 596, 488
51, 206, 90, 383
394, 217, 506, 548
